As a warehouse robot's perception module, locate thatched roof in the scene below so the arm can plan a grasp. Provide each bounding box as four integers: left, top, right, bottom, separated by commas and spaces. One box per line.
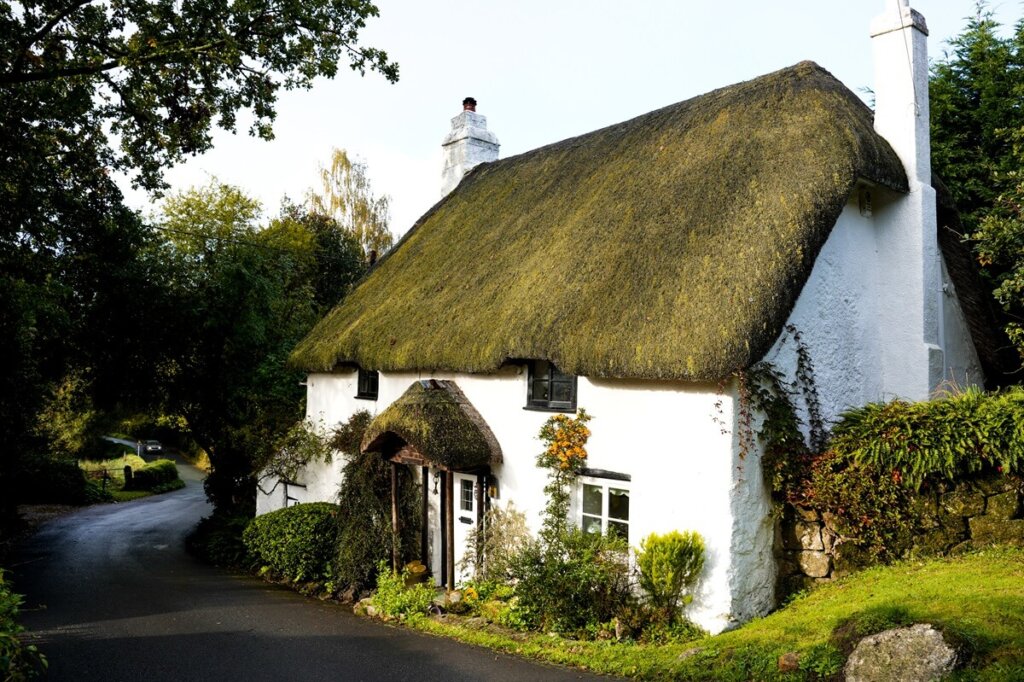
362, 380, 502, 470
292, 61, 909, 380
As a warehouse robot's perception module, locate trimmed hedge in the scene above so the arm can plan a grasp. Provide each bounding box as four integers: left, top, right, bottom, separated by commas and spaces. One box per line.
243, 502, 339, 583
126, 459, 179, 491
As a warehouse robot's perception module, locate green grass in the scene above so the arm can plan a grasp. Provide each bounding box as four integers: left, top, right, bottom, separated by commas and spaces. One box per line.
401, 548, 1024, 680
79, 455, 185, 502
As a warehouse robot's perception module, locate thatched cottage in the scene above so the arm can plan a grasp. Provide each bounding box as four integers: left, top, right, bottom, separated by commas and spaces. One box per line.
258, 0, 1000, 633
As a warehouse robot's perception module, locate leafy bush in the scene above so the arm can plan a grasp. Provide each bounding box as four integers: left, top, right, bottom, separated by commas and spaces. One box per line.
243, 502, 339, 583
507, 527, 633, 636
370, 561, 436, 621
805, 453, 916, 565
17, 456, 90, 505
831, 387, 1024, 489
0, 571, 47, 679
636, 531, 705, 624
457, 502, 530, 582
125, 459, 179, 491
188, 512, 255, 568
332, 411, 421, 593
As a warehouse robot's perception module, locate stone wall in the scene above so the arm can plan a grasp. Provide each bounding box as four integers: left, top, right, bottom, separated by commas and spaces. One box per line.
775, 474, 1024, 599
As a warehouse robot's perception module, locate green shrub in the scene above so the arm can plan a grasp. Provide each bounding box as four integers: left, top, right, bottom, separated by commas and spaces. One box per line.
0, 571, 47, 679
507, 527, 633, 636
806, 453, 916, 565
243, 502, 339, 584
457, 502, 530, 582
636, 530, 705, 624
18, 456, 90, 505
332, 411, 421, 593
126, 459, 179, 491
370, 561, 435, 621
188, 512, 255, 567
831, 387, 1024, 489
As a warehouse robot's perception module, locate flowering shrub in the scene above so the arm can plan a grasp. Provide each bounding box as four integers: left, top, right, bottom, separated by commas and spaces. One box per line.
537, 409, 592, 473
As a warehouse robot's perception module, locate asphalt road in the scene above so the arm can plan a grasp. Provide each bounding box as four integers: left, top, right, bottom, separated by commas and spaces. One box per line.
11, 463, 605, 681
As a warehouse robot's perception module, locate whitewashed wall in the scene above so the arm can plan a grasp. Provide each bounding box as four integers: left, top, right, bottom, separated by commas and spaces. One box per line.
256, 368, 775, 634
765, 189, 984, 434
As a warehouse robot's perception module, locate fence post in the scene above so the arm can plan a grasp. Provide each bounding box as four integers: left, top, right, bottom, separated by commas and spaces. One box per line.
123, 465, 133, 489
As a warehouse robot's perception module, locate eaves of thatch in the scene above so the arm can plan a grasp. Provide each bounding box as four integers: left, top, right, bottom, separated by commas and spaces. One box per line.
292, 61, 909, 381
362, 380, 502, 470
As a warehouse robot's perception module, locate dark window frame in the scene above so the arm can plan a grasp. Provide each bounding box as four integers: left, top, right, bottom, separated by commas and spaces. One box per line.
525, 359, 577, 412
355, 368, 379, 400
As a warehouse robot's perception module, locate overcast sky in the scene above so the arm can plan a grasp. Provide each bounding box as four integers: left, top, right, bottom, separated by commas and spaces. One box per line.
119, 0, 1023, 238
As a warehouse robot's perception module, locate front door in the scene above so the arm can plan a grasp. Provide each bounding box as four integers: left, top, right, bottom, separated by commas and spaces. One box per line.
452, 472, 478, 583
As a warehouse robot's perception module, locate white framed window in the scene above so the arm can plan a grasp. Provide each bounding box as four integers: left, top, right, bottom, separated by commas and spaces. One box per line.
577, 475, 630, 541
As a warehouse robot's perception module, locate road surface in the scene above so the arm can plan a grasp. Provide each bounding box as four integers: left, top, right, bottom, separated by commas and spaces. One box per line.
11, 463, 603, 681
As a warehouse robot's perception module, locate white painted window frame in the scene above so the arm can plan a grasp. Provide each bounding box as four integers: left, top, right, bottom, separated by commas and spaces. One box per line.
575, 475, 631, 542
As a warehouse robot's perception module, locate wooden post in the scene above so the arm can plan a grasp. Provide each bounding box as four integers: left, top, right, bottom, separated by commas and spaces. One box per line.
439, 470, 447, 586
475, 473, 485, 571
445, 471, 455, 589
420, 466, 429, 569
390, 461, 399, 573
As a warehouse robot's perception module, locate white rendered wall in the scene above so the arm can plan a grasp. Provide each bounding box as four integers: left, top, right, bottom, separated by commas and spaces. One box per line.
765, 191, 985, 433
256, 368, 775, 634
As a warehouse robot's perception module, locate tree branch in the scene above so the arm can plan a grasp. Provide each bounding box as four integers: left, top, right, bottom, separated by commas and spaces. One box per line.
12, 0, 99, 73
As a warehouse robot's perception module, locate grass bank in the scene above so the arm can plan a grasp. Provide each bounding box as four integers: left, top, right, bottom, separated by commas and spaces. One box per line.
400, 548, 1024, 680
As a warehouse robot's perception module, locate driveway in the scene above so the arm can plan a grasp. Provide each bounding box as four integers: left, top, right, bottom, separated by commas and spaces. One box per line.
10, 463, 603, 681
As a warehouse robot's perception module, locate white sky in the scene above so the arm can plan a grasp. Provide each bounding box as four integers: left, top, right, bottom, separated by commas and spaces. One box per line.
120, 0, 1023, 238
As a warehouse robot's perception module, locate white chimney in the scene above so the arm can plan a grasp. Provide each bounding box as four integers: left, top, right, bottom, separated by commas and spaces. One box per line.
870, 0, 944, 399
871, 0, 930, 184
441, 97, 499, 196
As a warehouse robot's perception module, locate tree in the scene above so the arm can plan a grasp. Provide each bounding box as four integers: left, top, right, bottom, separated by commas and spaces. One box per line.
0, 0, 397, 519
156, 182, 367, 512
930, 2, 1024, 361
0, 0, 398, 190
307, 148, 394, 256
930, 3, 1023, 233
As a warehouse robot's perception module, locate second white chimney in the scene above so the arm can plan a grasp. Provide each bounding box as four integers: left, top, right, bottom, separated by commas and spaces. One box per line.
441, 97, 499, 196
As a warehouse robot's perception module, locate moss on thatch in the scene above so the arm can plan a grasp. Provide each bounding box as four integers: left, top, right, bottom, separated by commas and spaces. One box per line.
362, 380, 501, 470
292, 62, 908, 380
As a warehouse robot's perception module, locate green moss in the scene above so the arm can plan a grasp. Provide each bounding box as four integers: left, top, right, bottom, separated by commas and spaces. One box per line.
291, 62, 907, 379
362, 380, 500, 469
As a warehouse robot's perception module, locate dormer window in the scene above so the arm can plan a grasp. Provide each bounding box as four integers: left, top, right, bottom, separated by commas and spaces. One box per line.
356, 368, 379, 400
526, 360, 577, 412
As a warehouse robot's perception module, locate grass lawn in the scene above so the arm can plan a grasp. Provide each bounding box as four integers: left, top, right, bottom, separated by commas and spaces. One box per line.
402, 547, 1024, 680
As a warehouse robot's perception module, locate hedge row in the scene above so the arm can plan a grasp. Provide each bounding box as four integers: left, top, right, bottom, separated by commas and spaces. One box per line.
126, 459, 180, 491
242, 502, 339, 583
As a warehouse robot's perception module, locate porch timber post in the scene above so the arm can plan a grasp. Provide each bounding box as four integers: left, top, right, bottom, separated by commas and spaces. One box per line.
475, 473, 485, 571
445, 471, 455, 589
420, 466, 429, 568
390, 461, 399, 572
439, 471, 447, 585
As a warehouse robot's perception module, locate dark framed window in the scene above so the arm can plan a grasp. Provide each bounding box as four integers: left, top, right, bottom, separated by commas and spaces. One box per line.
526, 359, 577, 411
356, 368, 379, 400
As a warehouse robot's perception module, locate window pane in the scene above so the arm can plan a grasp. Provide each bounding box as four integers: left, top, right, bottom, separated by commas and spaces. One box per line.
550, 379, 573, 403
608, 520, 628, 539
582, 514, 603, 535
531, 378, 550, 402
582, 484, 603, 516
608, 487, 629, 521
460, 479, 474, 512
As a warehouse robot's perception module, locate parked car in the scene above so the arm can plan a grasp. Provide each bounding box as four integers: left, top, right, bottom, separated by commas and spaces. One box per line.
143, 440, 163, 454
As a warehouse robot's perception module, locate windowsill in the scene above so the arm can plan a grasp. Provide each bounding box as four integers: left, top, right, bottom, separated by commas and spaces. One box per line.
522, 404, 577, 413
354, 394, 378, 401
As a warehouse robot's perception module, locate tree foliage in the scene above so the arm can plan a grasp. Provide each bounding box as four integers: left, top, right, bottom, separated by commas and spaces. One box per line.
307, 148, 394, 256
930, 2, 1024, 360
0, 0, 398, 190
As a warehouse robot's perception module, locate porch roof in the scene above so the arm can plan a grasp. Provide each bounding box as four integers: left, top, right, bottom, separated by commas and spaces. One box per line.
361, 380, 502, 471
